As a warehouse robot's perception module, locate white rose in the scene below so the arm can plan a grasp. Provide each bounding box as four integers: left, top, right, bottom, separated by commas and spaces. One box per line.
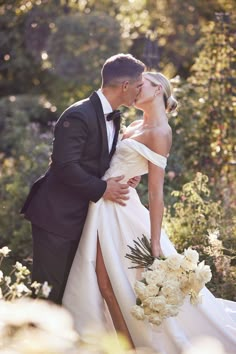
168, 293, 184, 306
147, 313, 163, 326
161, 280, 179, 295
150, 259, 169, 272
184, 248, 199, 264
144, 269, 166, 286
0, 270, 3, 281
180, 277, 192, 295
165, 254, 183, 271
131, 305, 145, 320
143, 305, 153, 315
181, 258, 197, 271
163, 304, 179, 317
142, 296, 154, 309
145, 283, 160, 297
150, 258, 163, 270
195, 261, 212, 283
190, 290, 202, 305
143, 295, 166, 312
161, 282, 184, 305
134, 281, 147, 301
166, 268, 183, 282
188, 272, 205, 293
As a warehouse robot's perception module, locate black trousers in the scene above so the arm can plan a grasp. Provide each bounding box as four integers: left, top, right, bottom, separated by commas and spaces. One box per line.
31, 224, 79, 305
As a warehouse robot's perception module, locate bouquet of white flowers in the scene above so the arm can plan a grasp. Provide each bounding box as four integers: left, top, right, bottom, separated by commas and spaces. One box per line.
126, 236, 212, 326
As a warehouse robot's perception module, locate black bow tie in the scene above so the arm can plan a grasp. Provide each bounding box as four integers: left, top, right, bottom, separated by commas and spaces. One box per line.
106, 110, 121, 121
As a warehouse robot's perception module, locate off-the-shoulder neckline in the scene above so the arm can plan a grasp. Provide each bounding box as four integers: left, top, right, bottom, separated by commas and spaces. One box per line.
121, 138, 167, 161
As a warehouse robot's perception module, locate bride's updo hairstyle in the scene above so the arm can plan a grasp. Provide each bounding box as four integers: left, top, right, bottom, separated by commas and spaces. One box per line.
144, 72, 178, 113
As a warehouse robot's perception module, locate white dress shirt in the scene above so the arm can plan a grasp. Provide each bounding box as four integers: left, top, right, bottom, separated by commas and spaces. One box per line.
96, 89, 115, 153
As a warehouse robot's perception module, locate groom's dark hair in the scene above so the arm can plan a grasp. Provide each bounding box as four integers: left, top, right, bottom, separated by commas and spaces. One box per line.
101, 53, 145, 87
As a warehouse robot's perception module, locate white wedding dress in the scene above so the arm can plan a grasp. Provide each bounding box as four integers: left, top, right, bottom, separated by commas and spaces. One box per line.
63, 138, 236, 353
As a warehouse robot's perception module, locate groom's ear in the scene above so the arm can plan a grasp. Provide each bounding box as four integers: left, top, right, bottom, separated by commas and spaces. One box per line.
122, 80, 129, 92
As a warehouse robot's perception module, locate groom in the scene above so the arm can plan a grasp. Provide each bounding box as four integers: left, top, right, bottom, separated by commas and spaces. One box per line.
21, 53, 145, 304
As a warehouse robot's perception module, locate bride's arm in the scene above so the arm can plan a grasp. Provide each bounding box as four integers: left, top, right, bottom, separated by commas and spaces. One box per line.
148, 163, 165, 257
146, 129, 172, 257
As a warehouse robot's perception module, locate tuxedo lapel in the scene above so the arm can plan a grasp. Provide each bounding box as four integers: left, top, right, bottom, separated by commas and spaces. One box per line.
89, 92, 110, 176
90, 92, 109, 155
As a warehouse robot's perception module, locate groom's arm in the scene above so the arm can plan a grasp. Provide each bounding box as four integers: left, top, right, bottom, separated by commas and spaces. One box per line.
51, 111, 129, 204
51, 112, 107, 203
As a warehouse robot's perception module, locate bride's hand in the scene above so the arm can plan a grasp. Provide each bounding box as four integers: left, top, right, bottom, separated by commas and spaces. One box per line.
127, 176, 141, 188
151, 242, 163, 258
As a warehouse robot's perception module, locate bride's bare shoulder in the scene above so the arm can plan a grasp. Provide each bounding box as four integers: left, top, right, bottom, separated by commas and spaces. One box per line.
146, 124, 172, 157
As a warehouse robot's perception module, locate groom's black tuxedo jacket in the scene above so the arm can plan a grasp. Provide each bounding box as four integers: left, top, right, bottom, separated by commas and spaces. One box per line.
21, 92, 120, 241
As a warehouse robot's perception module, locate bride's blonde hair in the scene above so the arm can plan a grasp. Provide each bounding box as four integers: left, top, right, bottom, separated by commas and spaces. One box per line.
144, 72, 178, 113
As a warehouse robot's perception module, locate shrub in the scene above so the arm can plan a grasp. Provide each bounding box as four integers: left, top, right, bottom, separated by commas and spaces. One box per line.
164, 173, 236, 300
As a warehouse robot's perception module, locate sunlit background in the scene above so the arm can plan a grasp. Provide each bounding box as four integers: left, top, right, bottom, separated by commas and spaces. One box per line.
0, 1, 235, 352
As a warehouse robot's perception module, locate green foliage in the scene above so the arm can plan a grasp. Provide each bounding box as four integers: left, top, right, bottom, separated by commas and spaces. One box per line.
47, 12, 121, 85
118, 0, 234, 76
206, 230, 236, 300
46, 12, 122, 109
169, 13, 236, 204
0, 124, 53, 260
164, 173, 236, 300
0, 2, 123, 111
165, 17, 236, 301
0, 95, 56, 155
0, 3, 54, 97
164, 173, 221, 251
0, 94, 55, 259
2, 0, 234, 107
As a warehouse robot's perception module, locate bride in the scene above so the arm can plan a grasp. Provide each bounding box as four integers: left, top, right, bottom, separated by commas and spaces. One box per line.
62, 72, 236, 353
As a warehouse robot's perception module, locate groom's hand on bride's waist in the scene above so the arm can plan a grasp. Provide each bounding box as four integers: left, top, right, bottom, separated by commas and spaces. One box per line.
103, 175, 129, 206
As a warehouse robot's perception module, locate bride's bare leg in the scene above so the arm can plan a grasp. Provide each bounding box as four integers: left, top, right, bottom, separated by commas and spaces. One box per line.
96, 239, 135, 349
